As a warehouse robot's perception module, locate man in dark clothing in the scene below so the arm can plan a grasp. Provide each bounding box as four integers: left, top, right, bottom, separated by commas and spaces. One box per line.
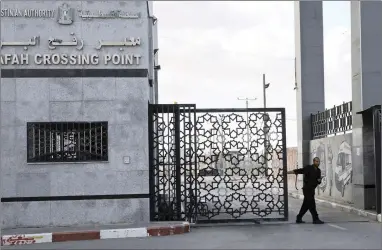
287, 157, 325, 224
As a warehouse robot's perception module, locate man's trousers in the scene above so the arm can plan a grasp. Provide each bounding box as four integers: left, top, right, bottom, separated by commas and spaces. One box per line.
297, 188, 319, 220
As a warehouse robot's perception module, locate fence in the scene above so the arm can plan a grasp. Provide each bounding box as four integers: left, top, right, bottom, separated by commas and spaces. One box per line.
311, 102, 353, 140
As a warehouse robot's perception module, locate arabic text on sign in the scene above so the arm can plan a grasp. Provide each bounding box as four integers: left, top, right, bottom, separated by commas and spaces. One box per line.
79, 10, 140, 19
48, 35, 84, 50
0, 36, 40, 50
0, 9, 55, 18
96, 37, 141, 50
0, 53, 142, 66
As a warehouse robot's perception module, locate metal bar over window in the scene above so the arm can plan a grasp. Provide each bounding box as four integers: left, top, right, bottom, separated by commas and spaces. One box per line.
26, 122, 108, 163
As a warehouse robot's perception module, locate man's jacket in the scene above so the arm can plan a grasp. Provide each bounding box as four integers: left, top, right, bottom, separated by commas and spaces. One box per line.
293, 165, 322, 190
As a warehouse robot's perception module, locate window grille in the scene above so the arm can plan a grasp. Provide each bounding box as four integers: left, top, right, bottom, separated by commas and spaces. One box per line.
27, 122, 108, 163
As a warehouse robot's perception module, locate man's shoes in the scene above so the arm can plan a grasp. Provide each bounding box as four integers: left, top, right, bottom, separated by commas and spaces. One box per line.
313, 219, 324, 224
296, 217, 305, 224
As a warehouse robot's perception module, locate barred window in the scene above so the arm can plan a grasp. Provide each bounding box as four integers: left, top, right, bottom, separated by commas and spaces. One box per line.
27, 122, 108, 163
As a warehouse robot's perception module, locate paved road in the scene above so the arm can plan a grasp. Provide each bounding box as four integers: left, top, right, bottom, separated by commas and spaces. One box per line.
4, 197, 381, 249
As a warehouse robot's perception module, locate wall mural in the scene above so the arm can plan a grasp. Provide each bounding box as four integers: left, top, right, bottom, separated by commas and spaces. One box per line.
311, 142, 328, 193
286, 147, 298, 189
334, 141, 352, 197
310, 134, 353, 204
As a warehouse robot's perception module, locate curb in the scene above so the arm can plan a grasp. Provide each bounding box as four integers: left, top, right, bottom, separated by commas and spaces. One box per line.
289, 192, 381, 223
1, 222, 190, 246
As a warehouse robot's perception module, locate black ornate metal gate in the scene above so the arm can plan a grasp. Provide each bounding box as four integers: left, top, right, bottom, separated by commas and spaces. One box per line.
149, 104, 198, 222
149, 104, 288, 223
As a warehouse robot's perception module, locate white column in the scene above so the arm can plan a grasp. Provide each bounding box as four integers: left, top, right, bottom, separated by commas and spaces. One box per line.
0, 9, 3, 245
351, 1, 382, 210
294, 1, 325, 169
0, 10, 2, 246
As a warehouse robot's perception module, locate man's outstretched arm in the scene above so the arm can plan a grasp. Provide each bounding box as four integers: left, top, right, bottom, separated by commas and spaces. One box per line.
287, 166, 306, 175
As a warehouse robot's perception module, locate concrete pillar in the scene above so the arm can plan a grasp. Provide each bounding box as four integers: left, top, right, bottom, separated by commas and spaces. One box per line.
294, 1, 325, 169
0, 13, 2, 242
0, 16, 2, 243
351, 1, 382, 210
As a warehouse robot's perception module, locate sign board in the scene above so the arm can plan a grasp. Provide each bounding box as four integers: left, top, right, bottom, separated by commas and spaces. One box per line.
0, 1, 146, 68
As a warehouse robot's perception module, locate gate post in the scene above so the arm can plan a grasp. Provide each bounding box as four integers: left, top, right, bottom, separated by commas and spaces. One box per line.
281, 109, 289, 221
148, 104, 156, 221
372, 108, 381, 214
174, 105, 182, 221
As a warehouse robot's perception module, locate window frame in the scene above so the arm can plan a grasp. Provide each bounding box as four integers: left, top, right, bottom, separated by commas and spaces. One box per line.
26, 121, 108, 163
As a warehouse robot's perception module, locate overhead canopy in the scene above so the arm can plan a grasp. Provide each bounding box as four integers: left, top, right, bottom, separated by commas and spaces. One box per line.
356, 105, 381, 115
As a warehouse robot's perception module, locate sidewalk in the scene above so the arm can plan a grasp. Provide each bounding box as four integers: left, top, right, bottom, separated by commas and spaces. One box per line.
288, 191, 381, 223
1, 221, 190, 246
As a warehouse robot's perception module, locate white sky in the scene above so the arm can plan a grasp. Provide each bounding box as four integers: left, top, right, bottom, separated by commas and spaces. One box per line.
154, 1, 351, 147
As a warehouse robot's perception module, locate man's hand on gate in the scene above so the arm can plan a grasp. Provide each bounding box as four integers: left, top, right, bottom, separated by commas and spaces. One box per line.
288, 167, 306, 175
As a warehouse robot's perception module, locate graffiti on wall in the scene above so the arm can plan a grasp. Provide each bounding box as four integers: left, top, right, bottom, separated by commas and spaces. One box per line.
287, 147, 298, 170
310, 133, 353, 203
334, 141, 352, 197
286, 147, 298, 186
311, 142, 328, 193
1, 235, 36, 246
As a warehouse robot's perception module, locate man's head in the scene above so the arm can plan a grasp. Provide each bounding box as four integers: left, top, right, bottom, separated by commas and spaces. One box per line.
313, 157, 320, 167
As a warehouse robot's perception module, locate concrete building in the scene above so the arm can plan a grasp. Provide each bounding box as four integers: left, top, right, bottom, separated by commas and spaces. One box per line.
0, 0, 159, 228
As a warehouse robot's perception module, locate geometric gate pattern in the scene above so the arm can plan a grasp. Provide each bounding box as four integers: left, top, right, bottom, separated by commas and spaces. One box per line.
149, 104, 288, 223
149, 104, 197, 222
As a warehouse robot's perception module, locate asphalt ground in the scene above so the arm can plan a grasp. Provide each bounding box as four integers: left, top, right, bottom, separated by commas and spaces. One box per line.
4, 197, 381, 249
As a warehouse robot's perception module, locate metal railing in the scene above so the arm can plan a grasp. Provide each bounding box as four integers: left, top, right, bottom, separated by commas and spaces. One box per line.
311, 102, 353, 139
